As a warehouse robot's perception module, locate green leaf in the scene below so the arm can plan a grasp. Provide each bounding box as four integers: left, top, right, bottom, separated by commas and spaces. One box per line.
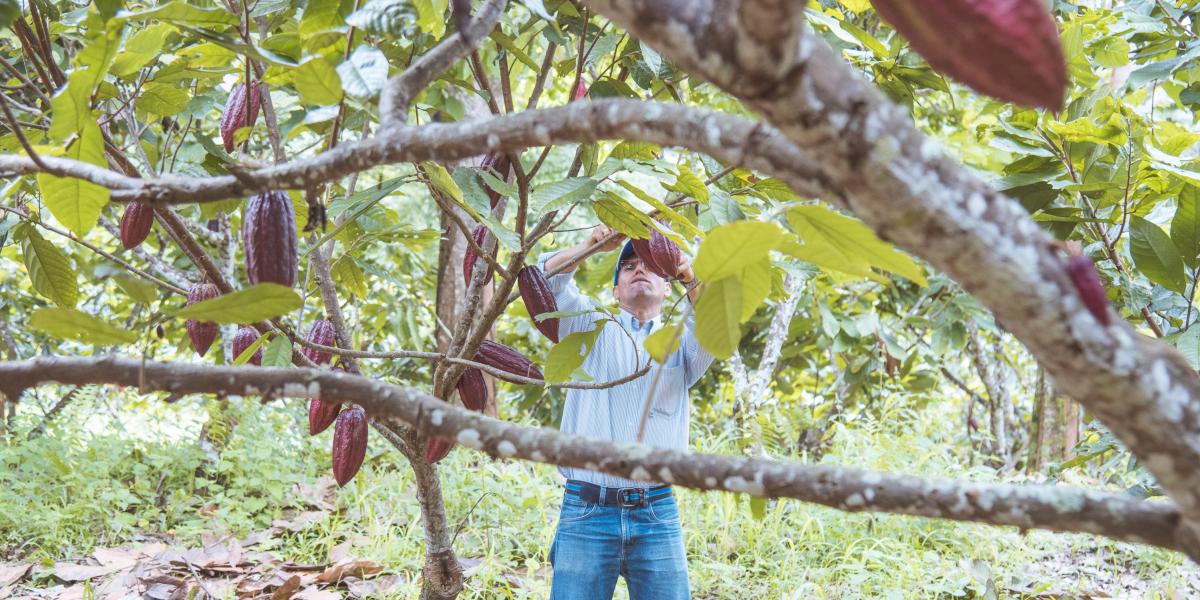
137, 83, 190, 116
695, 276, 742, 359
422, 162, 466, 206
544, 328, 602, 383
111, 23, 174, 77
332, 255, 369, 298
38, 123, 110, 237
294, 57, 343, 105
112, 274, 160, 304
123, 1, 240, 26
1130, 216, 1188, 294
1172, 186, 1200, 269
749, 496, 767, 521
233, 331, 270, 365
299, 0, 345, 36
29, 307, 137, 346
594, 192, 650, 239
530, 177, 597, 215
262, 335, 292, 367
1172, 325, 1200, 371
643, 324, 682, 363
172, 284, 303, 324
49, 72, 94, 143
738, 259, 771, 323
17, 225, 78, 307
787, 205, 927, 286
662, 167, 709, 204
615, 180, 703, 240
413, 0, 448, 37
693, 221, 782, 282
336, 46, 388, 99
489, 30, 541, 70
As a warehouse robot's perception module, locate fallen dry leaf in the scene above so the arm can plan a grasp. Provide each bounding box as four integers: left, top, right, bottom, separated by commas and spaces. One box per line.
269, 574, 301, 599
272, 511, 327, 533
0, 564, 31, 587
292, 589, 341, 600
53, 562, 127, 582
315, 559, 383, 584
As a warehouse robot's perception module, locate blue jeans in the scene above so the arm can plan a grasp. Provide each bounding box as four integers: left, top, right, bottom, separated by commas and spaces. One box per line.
549, 488, 690, 599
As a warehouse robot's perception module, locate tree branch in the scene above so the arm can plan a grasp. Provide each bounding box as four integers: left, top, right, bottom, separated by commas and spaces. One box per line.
0, 355, 1189, 559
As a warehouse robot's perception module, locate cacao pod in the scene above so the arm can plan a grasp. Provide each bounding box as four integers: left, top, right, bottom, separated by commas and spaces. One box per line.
331, 405, 368, 486
630, 228, 681, 280
572, 80, 589, 102
480, 153, 512, 209
301, 319, 337, 365
1066, 255, 1110, 327
462, 225, 494, 286
474, 340, 543, 383
456, 367, 488, 412
517, 266, 560, 343
868, 0, 1067, 110
243, 190, 298, 287
119, 202, 154, 250
309, 396, 343, 436
232, 325, 262, 365
185, 283, 220, 356
425, 437, 455, 464
220, 82, 263, 153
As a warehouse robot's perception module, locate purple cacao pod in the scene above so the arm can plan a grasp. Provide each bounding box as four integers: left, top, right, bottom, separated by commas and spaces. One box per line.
518, 266, 559, 343
301, 319, 337, 365
331, 405, 368, 486
456, 367, 488, 412
232, 325, 262, 366
1066, 255, 1110, 327
119, 202, 154, 250
630, 228, 682, 280
220, 82, 263, 153
243, 190, 297, 287
185, 283, 220, 356
473, 340, 543, 384
462, 225, 494, 286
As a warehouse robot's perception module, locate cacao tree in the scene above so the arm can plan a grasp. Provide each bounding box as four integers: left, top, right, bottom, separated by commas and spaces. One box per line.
0, 0, 1199, 596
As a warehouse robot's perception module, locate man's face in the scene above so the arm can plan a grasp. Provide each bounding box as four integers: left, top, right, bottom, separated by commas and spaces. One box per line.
613, 258, 670, 306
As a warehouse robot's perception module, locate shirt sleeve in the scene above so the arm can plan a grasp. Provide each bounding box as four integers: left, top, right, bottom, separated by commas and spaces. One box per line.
536, 251, 603, 338
678, 299, 716, 388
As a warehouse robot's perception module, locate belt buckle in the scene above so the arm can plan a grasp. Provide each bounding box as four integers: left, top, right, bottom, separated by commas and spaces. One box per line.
617, 487, 645, 508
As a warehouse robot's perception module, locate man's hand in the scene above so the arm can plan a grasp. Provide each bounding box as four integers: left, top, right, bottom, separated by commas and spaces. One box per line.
673, 254, 695, 284
588, 225, 626, 253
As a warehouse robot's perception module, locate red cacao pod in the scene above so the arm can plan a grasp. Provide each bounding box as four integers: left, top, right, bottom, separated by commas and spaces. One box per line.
868, 0, 1067, 110
462, 225, 494, 286
232, 325, 262, 366
630, 228, 681, 280
309, 396, 343, 436
474, 340, 543, 383
243, 190, 297, 287
480, 154, 512, 209
572, 80, 589, 102
185, 283, 220, 356
517, 266, 560, 343
119, 202, 154, 250
301, 319, 337, 365
425, 437, 455, 464
1066, 255, 1110, 326
220, 82, 263, 153
331, 405, 368, 486
456, 367, 488, 412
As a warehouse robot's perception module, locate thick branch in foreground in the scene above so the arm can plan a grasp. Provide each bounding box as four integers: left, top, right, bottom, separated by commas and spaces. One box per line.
0, 356, 1188, 559
0, 100, 836, 207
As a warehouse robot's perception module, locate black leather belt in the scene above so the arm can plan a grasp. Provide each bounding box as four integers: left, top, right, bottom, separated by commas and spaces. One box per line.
565, 479, 672, 508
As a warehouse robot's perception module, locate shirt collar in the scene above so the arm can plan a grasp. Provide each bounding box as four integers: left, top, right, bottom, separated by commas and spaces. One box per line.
620, 309, 657, 333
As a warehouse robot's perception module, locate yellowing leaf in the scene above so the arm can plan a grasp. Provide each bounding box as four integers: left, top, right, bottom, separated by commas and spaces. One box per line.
693, 221, 783, 282
787, 206, 926, 286
695, 277, 742, 359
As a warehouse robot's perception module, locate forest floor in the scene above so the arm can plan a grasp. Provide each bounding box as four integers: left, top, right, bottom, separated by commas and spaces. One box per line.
0, 388, 1196, 599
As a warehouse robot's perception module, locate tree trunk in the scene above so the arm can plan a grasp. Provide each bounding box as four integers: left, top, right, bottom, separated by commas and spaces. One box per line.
1063, 396, 1081, 461
967, 322, 1009, 469
1028, 367, 1048, 475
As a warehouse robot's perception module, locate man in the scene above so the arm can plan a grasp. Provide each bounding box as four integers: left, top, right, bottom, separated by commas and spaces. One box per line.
536, 224, 715, 600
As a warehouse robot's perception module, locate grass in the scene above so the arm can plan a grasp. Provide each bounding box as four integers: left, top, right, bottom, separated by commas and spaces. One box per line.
1, 385, 1194, 598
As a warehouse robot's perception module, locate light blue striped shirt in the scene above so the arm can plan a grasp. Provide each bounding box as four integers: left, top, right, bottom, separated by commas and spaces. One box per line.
537, 251, 716, 488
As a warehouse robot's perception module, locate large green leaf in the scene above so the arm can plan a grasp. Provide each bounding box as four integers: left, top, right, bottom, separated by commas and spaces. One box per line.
48, 72, 94, 143
412, 0, 448, 37
787, 205, 927, 286
294, 57, 343, 105
692, 221, 782, 282
262, 335, 293, 367
30, 307, 137, 346
530, 177, 597, 215
662, 167, 709, 204
336, 46, 388, 99
17, 224, 78, 308
695, 276, 742, 359
111, 23, 175, 77
738, 259, 772, 323
544, 328, 602, 383
594, 192, 650, 239
123, 1, 240, 26
38, 122, 110, 237
1130, 216, 1188, 294
172, 284, 302, 323
615, 179, 703, 240
643, 324, 682, 363
1172, 185, 1200, 269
